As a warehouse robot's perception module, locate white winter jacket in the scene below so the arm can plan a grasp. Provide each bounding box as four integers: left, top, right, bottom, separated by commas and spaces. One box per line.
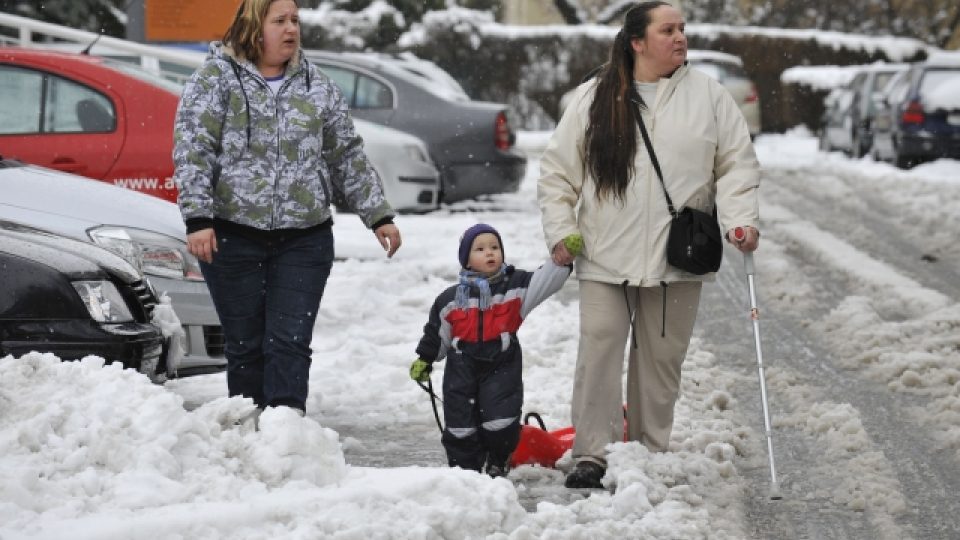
538, 64, 760, 287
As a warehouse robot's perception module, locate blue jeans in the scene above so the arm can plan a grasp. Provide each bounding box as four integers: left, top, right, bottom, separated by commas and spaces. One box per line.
200, 226, 333, 412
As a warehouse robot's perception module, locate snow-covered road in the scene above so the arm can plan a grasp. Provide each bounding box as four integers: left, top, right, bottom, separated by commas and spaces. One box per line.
2, 129, 958, 539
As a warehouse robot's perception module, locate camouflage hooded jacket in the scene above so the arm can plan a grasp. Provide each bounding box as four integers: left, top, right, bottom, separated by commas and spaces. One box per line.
173, 42, 394, 231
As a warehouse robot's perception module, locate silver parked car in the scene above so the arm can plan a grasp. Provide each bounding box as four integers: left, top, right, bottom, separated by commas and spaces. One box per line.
819, 63, 905, 157
0, 158, 225, 377
305, 50, 527, 204
686, 50, 761, 138
353, 118, 440, 212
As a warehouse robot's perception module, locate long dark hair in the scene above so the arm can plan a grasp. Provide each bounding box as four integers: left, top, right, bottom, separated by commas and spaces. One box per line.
585, 1, 668, 203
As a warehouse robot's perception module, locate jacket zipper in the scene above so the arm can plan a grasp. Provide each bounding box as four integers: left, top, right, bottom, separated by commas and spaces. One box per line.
644, 108, 657, 286
273, 95, 281, 229
279, 64, 333, 208
271, 69, 299, 228
477, 303, 484, 343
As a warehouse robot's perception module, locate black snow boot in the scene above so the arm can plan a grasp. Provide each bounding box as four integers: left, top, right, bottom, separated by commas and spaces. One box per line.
485, 455, 511, 478
486, 462, 509, 478
564, 461, 605, 489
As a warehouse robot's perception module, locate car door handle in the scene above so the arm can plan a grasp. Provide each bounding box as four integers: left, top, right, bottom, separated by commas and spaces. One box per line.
50, 157, 86, 174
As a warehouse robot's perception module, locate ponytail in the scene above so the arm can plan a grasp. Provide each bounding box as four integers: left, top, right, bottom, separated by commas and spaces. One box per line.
584, 1, 669, 203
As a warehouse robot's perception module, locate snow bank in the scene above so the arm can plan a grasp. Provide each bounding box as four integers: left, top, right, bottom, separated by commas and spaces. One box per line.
0, 354, 346, 533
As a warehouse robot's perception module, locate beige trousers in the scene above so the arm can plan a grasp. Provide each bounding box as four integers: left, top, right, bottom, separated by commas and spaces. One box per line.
571, 280, 702, 464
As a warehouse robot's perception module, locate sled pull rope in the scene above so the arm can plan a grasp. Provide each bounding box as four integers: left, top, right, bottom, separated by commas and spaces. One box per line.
417, 379, 444, 433
523, 411, 547, 431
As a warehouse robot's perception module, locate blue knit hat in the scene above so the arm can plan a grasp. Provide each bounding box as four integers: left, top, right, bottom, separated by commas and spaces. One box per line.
458, 223, 503, 268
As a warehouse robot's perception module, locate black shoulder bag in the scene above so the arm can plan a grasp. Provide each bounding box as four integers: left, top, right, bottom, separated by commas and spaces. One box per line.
633, 104, 723, 275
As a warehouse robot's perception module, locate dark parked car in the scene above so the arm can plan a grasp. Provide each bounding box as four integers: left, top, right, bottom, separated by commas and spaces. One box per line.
0, 158, 225, 377
819, 64, 905, 157
871, 59, 960, 167
0, 219, 167, 378
818, 86, 854, 153
304, 50, 527, 203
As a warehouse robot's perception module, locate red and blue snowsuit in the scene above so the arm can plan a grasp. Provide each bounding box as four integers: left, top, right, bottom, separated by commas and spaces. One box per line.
416, 260, 571, 471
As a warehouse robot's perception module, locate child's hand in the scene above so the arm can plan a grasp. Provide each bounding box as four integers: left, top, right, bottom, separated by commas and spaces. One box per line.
563, 234, 583, 257
409, 359, 432, 382
553, 233, 583, 265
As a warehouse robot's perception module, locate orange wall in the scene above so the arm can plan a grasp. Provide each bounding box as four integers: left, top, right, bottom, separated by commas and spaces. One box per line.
145, 0, 241, 42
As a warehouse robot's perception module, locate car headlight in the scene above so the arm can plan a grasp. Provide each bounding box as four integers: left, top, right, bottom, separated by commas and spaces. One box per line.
72, 281, 134, 323
87, 227, 203, 281
404, 144, 431, 164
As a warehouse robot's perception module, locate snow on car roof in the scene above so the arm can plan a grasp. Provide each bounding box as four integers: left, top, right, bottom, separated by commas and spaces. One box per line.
686, 49, 743, 66
781, 62, 907, 90
924, 50, 960, 67
304, 49, 469, 102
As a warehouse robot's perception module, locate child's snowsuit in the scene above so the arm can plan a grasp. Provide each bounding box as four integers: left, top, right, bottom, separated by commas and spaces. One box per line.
416, 261, 570, 471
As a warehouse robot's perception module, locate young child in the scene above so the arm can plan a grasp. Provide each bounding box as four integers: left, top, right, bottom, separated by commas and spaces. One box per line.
410, 223, 578, 477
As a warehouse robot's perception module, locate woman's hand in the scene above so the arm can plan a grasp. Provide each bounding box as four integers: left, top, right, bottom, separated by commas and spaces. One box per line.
727, 226, 760, 253
375, 223, 402, 258
187, 228, 217, 263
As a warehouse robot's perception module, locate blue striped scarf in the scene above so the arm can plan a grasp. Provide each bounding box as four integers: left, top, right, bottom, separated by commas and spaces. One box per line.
454, 264, 507, 310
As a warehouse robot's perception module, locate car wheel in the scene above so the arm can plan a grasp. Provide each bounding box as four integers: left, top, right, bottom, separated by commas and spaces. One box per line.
818, 130, 830, 152
852, 131, 865, 158
893, 142, 912, 168
894, 153, 913, 169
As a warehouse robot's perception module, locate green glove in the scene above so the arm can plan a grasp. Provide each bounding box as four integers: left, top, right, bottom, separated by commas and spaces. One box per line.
563, 233, 584, 258
409, 359, 432, 382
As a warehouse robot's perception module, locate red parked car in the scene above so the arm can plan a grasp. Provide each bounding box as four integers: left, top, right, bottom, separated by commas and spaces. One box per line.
0, 48, 181, 202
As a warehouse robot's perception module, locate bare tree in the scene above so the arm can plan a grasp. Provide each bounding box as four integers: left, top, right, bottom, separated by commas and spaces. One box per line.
1, 0, 126, 36
553, 0, 586, 25
681, 0, 960, 48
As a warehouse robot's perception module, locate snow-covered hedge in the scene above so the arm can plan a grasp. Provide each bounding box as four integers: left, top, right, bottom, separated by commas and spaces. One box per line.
300, 8, 934, 132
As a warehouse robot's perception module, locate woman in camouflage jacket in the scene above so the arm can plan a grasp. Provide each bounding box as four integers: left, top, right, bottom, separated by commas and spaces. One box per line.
173, 0, 401, 417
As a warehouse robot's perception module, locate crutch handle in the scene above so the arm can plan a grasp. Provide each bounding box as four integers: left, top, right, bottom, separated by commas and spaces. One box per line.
734, 227, 756, 275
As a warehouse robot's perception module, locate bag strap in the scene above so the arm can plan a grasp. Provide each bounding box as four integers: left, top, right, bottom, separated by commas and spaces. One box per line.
631, 97, 677, 218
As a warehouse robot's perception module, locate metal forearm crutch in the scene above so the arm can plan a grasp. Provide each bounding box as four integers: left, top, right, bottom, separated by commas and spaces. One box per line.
735, 227, 782, 500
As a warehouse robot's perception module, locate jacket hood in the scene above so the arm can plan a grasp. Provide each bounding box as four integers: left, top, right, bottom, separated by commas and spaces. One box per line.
208, 40, 306, 75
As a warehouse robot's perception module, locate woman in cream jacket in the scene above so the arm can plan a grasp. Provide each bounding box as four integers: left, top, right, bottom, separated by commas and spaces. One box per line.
538, 1, 761, 489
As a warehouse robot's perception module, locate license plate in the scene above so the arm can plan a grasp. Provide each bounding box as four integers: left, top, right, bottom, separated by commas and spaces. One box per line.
948, 113, 960, 126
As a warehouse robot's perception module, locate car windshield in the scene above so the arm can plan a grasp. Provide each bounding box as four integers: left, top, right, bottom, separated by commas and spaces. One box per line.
307, 51, 469, 103
101, 58, 184, 95
876, 71, 905, 104
919, 69, 960, 111
873, 71, 897, 92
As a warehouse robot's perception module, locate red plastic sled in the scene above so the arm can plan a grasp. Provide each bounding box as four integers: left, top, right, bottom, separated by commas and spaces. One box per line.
511, 409, 627, 469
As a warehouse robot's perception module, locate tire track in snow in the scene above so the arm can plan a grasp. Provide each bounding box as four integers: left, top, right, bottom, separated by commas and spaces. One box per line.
720, 165, 960, 538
